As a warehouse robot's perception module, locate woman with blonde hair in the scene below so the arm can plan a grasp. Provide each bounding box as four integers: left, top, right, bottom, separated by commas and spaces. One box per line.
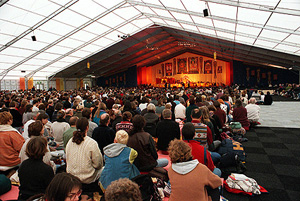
168, 139, 222, 201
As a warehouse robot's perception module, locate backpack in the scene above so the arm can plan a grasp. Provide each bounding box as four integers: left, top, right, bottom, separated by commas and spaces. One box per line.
217, 139, 246, 161
229, 122, 242, 129
131, 174, 162, 201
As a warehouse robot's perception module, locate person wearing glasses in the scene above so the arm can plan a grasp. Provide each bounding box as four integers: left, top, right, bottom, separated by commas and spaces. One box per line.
27, 172, 83, 201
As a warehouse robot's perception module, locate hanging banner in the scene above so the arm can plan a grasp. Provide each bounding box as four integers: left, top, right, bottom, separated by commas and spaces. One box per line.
213, 61, 217, 78
165, 63, 172, 76
199, 57, 203, 74
257, 69, 261, 83
262, 72, 266, 79
273, 74, 277, 80
251, 70, 255, 76
188, 57, 199, 74
55, 79, 60, 91
20, 78, 25, 90
267, 72, 272, 84
218, 66, 222, 73
173, 58, 176, 75
246, 68, 250, 81
204, 60, 212, 74
177, 58, 187, 74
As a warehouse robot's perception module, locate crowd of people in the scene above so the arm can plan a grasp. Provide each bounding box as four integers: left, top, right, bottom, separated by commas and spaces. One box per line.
0, 85, 272, 200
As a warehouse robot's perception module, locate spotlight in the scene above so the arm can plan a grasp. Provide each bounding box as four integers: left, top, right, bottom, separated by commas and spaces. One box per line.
288, 67, 292, 70
31, 35, 36, 41
203, 9, 209, 17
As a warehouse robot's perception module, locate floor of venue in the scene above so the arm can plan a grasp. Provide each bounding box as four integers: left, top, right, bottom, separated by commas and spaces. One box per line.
224, 100, 300, 201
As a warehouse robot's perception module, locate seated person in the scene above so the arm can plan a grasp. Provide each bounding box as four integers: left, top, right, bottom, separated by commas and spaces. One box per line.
245, 98, 260, 124
168, 139, 222, 201
32, 172, 82, 201
116, 111, 134, 133
232, 100, 250, 130
18, 136, 54, 200
99, 130, 140, 191
182, 123, 221, 177
264, 91, 273, 105
19, 120, 56, 171
127, 115, 168, 172
156, 109, 180, 152
0, 111, 25, 173
66, 117, 103, 194
105, 178, 142, 201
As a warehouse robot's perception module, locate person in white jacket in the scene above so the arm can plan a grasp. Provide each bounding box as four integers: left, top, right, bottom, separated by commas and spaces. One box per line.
245, 98, 260, 123
50, 111, 70, 147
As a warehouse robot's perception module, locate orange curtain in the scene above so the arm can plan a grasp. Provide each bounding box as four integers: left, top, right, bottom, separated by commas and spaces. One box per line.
60, 79, 64, 90
28, 78, 33, 90
56, 79, 60, 90
20, 78, 25, 90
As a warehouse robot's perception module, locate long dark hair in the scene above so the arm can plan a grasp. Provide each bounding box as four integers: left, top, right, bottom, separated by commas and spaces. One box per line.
72, 117, 89, 145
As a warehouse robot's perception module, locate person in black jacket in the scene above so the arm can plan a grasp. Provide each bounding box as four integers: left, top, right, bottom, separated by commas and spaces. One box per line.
264, 91, 273, 105
18, 136, 54, 200
156, 109, 180, 152
92, 113, 115, 155
9, 101, 23, 130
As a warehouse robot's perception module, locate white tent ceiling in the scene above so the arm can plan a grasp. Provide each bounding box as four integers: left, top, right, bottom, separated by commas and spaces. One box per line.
0, 0, 300, 80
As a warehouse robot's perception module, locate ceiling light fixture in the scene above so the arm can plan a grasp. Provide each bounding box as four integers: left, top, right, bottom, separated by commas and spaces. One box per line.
203, 9, 209, 17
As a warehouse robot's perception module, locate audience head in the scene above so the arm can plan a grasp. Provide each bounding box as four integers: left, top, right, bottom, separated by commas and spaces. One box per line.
36, 113, 49, 125
66, 108, 74, 116
189, 95, 195, 105
0, 111, 13, 125
82, 108, 92, 119
72, 117, 89, 145
213, 101, 221, 108
131, 115, 145, 135
105, 178, 142, 201
28, 120, 44, 137
147, 103, 156, 113
100, 113, 110, 126
162, 109, 172, 119
191, 108, 202, 119
25, 136, 48, 160
45, 172, 82, 201
168, 139, 193, 163
69, 116, 79, 127
25, 104, 33, 113
57, 110, 66, 120
182, 122, 195, 140
249, 97, 256, 104
54, 102, 63, 111
122, 111, 132, 122
115, 130, 129, 144
235, 99, 243, 107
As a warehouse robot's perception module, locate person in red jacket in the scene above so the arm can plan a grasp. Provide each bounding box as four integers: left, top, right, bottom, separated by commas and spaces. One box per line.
182, 123, 221, 177
0, 111, 25, 173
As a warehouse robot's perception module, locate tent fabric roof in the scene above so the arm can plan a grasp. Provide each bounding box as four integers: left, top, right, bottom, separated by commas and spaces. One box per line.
0, 0, 300, 80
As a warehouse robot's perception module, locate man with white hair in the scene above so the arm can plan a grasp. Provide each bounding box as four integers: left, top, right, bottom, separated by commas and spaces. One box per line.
245, 98, 260, 124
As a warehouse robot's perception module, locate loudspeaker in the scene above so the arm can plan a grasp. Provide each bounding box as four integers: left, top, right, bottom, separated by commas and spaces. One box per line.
31, 35, 36, 41
203, 9, 208, 17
